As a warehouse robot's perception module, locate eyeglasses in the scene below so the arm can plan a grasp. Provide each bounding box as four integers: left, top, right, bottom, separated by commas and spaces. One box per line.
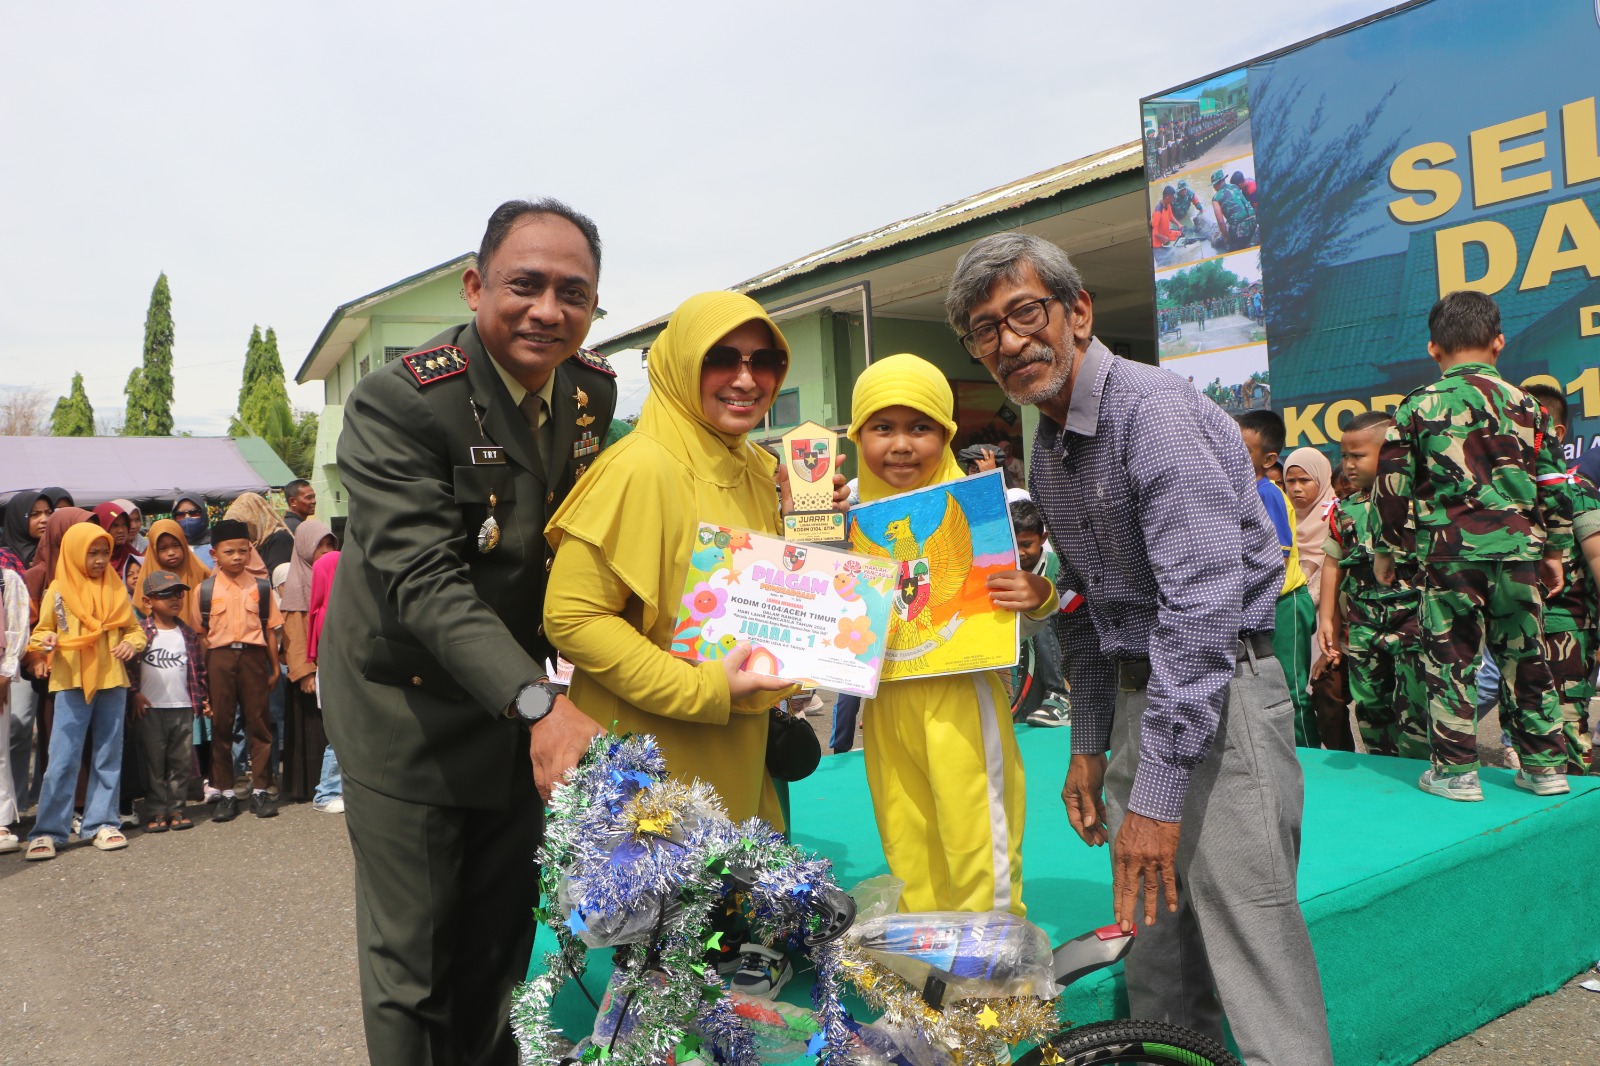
702, 345, 787, 381
174, 508, 202, 518
960, 295, 1059, 360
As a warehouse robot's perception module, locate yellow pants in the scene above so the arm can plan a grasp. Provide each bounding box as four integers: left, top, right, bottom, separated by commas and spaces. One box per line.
863, 670, 1027, 915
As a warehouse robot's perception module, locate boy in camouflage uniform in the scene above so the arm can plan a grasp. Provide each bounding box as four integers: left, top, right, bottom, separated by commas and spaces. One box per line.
1318, 412, 1428, 757
1372, 291, 1575, 801
1524, 384, 1600, 775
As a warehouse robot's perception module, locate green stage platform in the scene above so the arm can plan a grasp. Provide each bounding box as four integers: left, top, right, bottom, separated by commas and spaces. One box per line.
530, 726, 1600, 1064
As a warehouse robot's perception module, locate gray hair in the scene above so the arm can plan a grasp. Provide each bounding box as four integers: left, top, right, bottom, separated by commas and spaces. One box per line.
944, 232, 1084, 333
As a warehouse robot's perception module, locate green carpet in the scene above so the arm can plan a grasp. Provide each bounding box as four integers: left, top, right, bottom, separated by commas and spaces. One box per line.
530, 726, 1600, 1064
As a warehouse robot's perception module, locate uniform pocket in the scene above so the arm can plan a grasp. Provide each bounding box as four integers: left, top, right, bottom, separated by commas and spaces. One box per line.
452, 465, 522, 560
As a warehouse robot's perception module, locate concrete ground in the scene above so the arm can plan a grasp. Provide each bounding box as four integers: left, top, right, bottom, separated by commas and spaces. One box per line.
0, 704, 1594, 1065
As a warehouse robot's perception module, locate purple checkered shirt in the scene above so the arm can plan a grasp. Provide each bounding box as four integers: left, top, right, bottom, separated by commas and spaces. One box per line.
1029, 339, 1283, 821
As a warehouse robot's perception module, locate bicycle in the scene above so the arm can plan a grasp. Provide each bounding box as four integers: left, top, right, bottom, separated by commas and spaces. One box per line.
514, 733, 1239, 1066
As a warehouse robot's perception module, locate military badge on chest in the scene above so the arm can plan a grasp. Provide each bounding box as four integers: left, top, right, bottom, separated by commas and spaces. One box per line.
572, 384, 600, 462
468, 397, 508, 554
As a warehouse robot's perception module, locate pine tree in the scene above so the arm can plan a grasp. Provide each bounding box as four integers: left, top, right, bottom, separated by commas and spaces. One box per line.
123, 272, 176, 435
232, 325, 291, 437
51, 372, 96, 436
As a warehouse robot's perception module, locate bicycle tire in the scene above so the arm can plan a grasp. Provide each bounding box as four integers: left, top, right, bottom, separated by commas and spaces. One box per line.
1014, 1019, 1241, 1066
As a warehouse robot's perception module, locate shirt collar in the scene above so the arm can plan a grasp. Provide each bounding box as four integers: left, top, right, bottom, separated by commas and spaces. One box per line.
489, 355, 557, 416
1038, 337, 1114, 445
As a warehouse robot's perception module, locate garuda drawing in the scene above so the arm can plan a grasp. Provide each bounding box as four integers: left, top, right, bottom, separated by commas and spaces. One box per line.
849, 495, 971, 669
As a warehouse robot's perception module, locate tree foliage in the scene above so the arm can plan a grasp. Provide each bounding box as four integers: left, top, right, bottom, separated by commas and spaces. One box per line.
51, 372, 95, 436
233, 325, 291, 436
1156, 258, 1243, 308
124, 272, 176, 436
1249, 72, 1406, 345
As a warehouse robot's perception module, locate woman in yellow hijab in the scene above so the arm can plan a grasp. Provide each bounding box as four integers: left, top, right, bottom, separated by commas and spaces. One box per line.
848, 353, 1057, 915
25, 523, 146, 857
545, 291, 797, 825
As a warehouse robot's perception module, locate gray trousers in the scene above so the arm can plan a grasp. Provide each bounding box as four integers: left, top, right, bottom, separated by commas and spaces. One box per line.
138, 707, 194, 818
1105, 653, 1333, 1066
8, 679, 38, 804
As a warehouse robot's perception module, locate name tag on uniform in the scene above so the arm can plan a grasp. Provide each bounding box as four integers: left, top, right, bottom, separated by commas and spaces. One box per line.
470, 445, 507, 465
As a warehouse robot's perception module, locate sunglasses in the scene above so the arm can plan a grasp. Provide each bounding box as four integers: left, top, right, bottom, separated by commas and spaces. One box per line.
702, 345, 787, 380
174, 508, 202, 518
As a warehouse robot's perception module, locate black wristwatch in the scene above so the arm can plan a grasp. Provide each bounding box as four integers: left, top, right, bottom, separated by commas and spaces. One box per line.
510, 678, 562, 726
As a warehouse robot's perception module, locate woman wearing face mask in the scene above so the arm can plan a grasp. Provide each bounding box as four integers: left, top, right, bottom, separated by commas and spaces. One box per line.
170, 492, 213, 567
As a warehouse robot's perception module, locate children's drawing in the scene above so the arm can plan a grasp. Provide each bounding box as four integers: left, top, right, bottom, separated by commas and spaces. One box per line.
847, 469, 1019, 681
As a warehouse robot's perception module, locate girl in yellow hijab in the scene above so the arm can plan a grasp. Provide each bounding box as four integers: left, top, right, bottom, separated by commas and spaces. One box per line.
545, 291, 797, 825
25, 523, 146, 857
848, 353, 1057, 915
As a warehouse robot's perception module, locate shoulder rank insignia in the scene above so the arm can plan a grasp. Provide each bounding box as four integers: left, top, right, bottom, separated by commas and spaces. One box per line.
572, 348, 616, 378
402, 345, 468, 386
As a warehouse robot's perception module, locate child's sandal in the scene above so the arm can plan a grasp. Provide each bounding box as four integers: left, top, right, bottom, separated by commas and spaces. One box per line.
169, 812, 193, 831
145, 817, 170, 834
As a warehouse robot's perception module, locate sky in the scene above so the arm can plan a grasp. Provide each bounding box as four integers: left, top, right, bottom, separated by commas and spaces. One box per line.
0, 0, 1381, 434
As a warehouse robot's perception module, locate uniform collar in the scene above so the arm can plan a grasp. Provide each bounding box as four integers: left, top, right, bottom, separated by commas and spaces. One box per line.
487, 346, 557, 422
1442, 361, 1499, 380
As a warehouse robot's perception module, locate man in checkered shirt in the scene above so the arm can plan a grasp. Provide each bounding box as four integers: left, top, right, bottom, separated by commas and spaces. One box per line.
944, 232, 1332, 1066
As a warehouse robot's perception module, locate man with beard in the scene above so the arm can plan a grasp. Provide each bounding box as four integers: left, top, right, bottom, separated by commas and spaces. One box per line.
943, 232, 1332, 1066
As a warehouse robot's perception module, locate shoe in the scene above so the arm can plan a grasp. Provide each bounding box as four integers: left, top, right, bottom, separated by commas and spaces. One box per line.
1502, 747, 1522, 769
212, 795, 240, 823
1513, 769, 1570, 797
312, 797, 345, 814
25, 836, 56, 861
92, 826, 129, 851
728, 944, 793, 999
1418, 768, 1483, 802
70, 812, 83, 834
0, 829, 18, 853
250, 791, 279, 819
1026, 698, 1071, 728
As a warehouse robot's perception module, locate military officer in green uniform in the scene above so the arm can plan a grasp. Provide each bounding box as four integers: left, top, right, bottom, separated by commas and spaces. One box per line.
321, 199, 616, 1065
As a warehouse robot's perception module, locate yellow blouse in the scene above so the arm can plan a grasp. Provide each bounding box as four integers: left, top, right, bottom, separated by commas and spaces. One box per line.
28, 589, 147, 694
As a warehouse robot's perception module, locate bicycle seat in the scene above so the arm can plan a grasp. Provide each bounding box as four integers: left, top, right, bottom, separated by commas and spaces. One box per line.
1051, 924, 1137, 990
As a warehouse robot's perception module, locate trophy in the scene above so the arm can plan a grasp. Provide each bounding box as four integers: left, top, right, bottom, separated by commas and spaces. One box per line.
780, 420, 845, 542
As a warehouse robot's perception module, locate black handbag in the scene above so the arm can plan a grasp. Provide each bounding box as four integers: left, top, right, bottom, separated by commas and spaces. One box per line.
766, 705, 822, 783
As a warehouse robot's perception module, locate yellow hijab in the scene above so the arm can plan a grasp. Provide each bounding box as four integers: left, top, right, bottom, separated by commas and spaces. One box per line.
133, 519, 213, 631
847, 352, 966, 503
547, 290, 790, 631
52, 523, 139, 701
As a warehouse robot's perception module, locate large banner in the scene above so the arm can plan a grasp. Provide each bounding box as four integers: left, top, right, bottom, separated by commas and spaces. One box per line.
1141, 0, 1600, 459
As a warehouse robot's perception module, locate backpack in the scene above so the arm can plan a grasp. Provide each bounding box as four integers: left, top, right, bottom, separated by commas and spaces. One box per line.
198, 574, 272, 635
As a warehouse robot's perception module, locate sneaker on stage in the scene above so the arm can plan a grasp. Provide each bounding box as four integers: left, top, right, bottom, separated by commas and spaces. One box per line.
1417, 768, 1483, 802
1512, 769, 1569, 797
1027, 695, 1071, 728
729, 944, 793, 999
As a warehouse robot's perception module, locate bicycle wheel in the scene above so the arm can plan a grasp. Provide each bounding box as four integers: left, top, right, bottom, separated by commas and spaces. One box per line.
1014, 1019, 1241, 1066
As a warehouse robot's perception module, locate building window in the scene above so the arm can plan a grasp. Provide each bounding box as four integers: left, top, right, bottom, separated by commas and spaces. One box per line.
770, 388, 800, 428
383, 345, 410, 365
359, 356, 371, 378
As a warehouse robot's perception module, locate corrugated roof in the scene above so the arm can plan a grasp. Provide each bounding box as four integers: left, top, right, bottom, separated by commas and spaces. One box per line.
597, 140, 1145, 350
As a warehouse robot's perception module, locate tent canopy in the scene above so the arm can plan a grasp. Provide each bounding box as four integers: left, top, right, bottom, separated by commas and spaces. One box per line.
0, 435, 296, 510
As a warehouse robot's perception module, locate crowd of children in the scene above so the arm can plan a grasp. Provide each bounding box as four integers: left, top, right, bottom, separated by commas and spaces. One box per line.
0, 480, 346, 857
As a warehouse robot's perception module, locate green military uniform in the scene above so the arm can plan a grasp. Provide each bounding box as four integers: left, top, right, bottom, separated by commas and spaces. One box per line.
1371, 362, 1575, 774
1542, 474, 1600, 774
1323, 491, 1427, 757
1210, 171, 1257, 250
321, 320, 616, 1065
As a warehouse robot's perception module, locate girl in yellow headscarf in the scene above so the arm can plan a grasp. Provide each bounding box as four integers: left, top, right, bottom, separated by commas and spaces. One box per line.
849, 353, 1058, 915
545, 291, 798, 826
25, 522, 147, 858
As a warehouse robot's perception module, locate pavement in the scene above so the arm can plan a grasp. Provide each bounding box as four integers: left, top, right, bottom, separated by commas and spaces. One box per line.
1157, 312, 1266, 359
0, 704, 1594, 1065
